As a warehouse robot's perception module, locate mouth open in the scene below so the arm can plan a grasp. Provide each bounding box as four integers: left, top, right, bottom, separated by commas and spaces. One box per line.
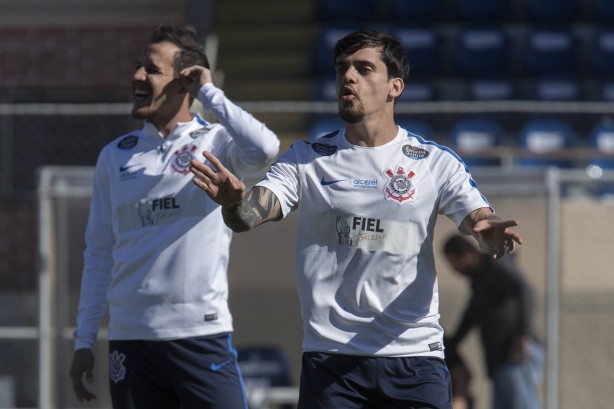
340, 86, 356, 101
133, 89, 150, 101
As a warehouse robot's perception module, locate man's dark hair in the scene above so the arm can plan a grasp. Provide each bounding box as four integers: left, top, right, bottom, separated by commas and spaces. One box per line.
333, 30, 409, 83
150, 24, 209, 71
443, 234, 478, 257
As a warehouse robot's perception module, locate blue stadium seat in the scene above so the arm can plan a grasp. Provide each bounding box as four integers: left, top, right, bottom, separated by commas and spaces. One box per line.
309, 117, 344, 141
532, 78, 581, 101
524, 27, 576, 76
468, 79, 515, 100
589, 123, 614, 169
591, 28, 614, 76
394, 27, 441, 77
449, 119, 503, 167
588, 123, 614, 198
396, 119, 435, 140
524, 0, 579, 21
599, 81, 614, 101
313, 78, 337, 101
387, 0, 444, 21
456, 0, 512, 21
399, 80, 436, 101
594, 0, 614, 21
237, 346, 293, 409
316, 0, 377, 23
455, 27, 510, 77
517, 119, 578, 168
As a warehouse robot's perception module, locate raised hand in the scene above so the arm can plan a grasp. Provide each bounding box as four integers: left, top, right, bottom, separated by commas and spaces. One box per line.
180, 65, 213, 98
190, 151, 246, 208
473, 218, 523, 259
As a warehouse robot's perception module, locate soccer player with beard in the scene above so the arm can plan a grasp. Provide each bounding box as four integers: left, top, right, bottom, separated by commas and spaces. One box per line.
68, 24, 279, 409
190, 30, 522, 409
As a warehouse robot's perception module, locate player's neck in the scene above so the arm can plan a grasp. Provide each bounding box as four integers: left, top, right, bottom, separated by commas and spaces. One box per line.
345, 118, 398, 147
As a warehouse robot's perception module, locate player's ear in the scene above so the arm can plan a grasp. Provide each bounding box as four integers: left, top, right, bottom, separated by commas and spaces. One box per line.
389, 78, 404, 99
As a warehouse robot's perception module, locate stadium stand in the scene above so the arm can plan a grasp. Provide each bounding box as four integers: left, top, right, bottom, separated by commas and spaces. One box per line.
467, 79, 515, 100
591, 27, 614, 75
386, 0, 444, 22
593, 0, 614, 21
449, 118, 504, 167
589, 122, 614, 169
524, 26, 577, 76
316, 0, 377, 23
532, 78, 581, 101
517, 119, 578, 168
524, 0, 579, 21
455, 27, 511, 77
456, 0, 513, 21
397, 118, 436, 140
394, 27, 441, 77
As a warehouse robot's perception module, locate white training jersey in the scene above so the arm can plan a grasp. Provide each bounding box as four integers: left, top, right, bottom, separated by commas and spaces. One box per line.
257, 126, 490, 358
74, 83, 279, 349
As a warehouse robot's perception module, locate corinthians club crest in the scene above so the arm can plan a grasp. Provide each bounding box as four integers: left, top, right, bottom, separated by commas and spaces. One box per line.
384, 166, 417, 204
172, 144, 198, 175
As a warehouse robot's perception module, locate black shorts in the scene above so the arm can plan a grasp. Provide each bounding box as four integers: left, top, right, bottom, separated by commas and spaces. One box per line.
108, 333, 248, 409
298, 352, 452, 409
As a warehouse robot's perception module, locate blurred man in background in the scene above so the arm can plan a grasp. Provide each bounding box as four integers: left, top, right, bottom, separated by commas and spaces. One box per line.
443, 234, 544, 409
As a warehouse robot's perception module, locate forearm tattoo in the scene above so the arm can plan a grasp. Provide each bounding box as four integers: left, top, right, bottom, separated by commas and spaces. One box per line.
222, 186, 282, 232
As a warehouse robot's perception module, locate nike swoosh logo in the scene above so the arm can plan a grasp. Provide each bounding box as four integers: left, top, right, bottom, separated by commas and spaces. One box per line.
210, 359, 232, 371
119, 164, 139, 172
320, 176, 346, 186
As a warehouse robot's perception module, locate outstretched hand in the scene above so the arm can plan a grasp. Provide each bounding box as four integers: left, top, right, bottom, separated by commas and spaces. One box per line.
473, 218, 523, 259
180, 65, 213, 98
190, 151, 246, 208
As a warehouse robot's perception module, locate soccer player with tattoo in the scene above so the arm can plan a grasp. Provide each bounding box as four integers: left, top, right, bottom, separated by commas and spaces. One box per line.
190, 30, 521, 409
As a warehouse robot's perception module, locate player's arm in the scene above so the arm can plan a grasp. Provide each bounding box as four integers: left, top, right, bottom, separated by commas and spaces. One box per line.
190, 150, 282, 232
460, 207, 523, 259
222, 186, 282, 232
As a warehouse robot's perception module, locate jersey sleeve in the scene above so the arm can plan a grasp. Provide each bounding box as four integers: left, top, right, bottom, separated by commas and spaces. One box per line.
255, 145, 301, 217
435, 151, 492, 230
197, 83, 280, 178
74, 149, 115, 350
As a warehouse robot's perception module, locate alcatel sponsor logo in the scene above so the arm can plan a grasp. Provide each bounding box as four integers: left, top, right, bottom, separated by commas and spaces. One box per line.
353, 178, 377, 189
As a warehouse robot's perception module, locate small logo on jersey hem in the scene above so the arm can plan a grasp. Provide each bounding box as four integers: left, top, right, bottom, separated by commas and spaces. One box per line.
320, 176, 346, 186
429, 342, 443, 352
384, 166, 417, 204
402, 145, 429, 160
109, 350, 127, 383
211, 359, 232, 371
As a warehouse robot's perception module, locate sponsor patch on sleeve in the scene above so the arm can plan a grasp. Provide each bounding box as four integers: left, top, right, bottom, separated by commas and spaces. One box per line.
117, 135, 138, 150
402, 145, 429, 160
